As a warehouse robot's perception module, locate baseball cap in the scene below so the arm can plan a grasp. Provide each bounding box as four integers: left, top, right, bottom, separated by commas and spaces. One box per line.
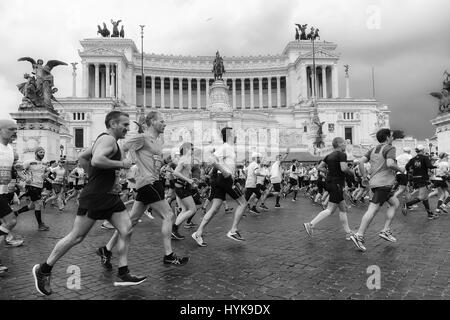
251, 152, 262, 158
415, 145, 425, 152
403, 147, 411, 152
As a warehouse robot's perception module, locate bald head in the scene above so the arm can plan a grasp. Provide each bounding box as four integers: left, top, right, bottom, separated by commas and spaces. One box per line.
0, 119, 18, 145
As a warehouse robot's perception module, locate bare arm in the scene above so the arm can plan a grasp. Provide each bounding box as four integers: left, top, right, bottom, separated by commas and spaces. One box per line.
387, 158, 404, 173
340, 162, 354, 177
78, 146, 93, 172
357, 157, 369, 178
91, 136, 129, 169
173, 161, 194, 184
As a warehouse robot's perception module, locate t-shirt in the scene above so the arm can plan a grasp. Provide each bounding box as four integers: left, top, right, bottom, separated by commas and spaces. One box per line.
406, 154, 433, 180
71, 167, 85, 185
323, 151, 347, 182
364, 144, 397, 188
433, 161, 449, 180
270, 161, 282, 184
257, 167, 268, 185
175, 155, 193, 183
0, 143, 14, 195
23, 159, 47, 188
245, 161, 260, 188
396, 153, 413, 172
214, 143, 236, 176
289, 164, 298, 179
124, 133, 164, 189
51, 166, 66, 184
309, 167, 318, 181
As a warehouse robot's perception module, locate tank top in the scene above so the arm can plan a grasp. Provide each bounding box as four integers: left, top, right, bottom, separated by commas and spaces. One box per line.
81, 133, 122, 196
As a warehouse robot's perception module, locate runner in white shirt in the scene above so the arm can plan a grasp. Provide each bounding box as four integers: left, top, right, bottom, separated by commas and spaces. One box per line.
270, 150, 290, 209
429, 153, 449, 214
45, 160, 66, 212
0, 120, 24, 274
256, 162, 271, 211
394, 147, 413, 200
192, 127, 248, 246
244, 153, 265, 215
65, 162, 85, 205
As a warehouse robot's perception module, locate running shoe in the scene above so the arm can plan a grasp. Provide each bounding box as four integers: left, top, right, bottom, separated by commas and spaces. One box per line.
145, 211, 155, 220
114, 272, 147, 287
402, 203, 408, 216
345, 231, 353, 241
183, 222, 197, 229
378, 230, 397, 243
350, 234, 366, 252
428, 213, 439, 220
292, 198, 297, 202
0, 263, 8, 272
439, 206, 448, 214
225, 207, 234, 213
275, 203, 281, 209
32, 264, 52, 296
250, 206, 261, 215
101, 222, 115, 230
4, 238, 24, 248
163, 253, 189, 266
303, 223, 313, 237
226, 230, 245, 242
96, 247, 112, 271
191, 232, 207, 247
171, 228, 185, 240
38, 224, 50, 232
259, 204, 269, 211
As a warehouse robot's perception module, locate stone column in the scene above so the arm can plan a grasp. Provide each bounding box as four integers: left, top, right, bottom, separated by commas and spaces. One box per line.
197, 78, 201, 109
179, 77, 183, 108
169, 77, 174, 109
72, 63, 77, 98
300, 64, 307, 99
268, 77, 272, 108
151, 76, 156, 108
332, 64, 339, 98
232, 78, 236, 109
276, 76, 281, 108
82, 61, 88, 97
111, 64, 116, 98
160, 76, 165, 108
206, 79, 210, 108
117, 62, 122, 100
94, 63, 100, 98
250, 78, 254, 109
241, 78, 245, 109
188, 78, 192, 109
259, 77, 263, 108
105, 64, 110, 98
322, 66, 327, 99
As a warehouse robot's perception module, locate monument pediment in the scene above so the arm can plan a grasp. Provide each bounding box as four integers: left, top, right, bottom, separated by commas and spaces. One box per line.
80, 47, 124, 57
301, 49, 339, 59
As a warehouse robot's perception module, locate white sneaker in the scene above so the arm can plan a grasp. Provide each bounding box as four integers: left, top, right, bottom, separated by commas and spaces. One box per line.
145, 211, 154, 220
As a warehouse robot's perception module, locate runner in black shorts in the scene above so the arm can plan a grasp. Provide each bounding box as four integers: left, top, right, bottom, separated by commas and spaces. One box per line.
98, 111, 188, 268
192, 127, 248, 247
32, 111, 146, 296
304, 137, 354, 240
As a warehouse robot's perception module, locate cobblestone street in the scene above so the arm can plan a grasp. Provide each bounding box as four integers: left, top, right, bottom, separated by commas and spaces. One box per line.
1, 195, 449, 300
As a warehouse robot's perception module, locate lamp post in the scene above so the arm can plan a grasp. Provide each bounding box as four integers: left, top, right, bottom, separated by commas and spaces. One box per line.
139, 25, 145, 111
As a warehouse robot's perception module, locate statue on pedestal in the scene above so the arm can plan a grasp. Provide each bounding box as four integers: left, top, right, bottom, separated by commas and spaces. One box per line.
17, 57, 67, 111
430, 70, 450, 114
312, 113, 325, 148
344, 65, 350, 77
212, 51, 225, 81
295, 23, 308, 40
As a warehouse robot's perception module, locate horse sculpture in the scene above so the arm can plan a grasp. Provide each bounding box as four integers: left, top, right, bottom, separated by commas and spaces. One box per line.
97, 23, 110, 37
212, 51, 225, 81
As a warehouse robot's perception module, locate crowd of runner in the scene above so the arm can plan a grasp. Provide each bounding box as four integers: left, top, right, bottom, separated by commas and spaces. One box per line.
0, 113, 448, 295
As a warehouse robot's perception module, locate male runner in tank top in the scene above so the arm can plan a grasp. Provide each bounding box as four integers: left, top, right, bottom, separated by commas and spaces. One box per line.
96, 111, 188, 268
32, 111, 146, 296
192, 127, 247, 247
350, 128, 404, 252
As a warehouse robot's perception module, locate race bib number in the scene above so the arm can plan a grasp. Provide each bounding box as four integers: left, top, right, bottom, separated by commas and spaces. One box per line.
0, 166, 12, 185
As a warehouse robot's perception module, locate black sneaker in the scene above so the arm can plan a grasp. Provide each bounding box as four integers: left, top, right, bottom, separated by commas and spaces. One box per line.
32, 264, 52, 296
250, 206, 261, 215
402, 203, 408, 216
260, 204, 269, 210
439, 206, 448, 214
428, 213, 439, 220
171, 227, 185, 240
38, 224, 50, 232
163, 253, 189, 266
96, 247, 112, 271
227, 230, 245, 242
275, 203, 281, 209
114, 272, 147, 287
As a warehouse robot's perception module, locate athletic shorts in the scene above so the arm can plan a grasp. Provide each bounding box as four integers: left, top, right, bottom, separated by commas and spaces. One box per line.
75, 185, 84, 191
245, 187, 261, 201
325, 179, 345, 204
272, 183, 281, 193
256, 183, 266, 193
0, 193, 13, 218
68, 182, 74, 190
396, 174, 408, 186
77, 194, 126, 221
212, 175, 243, 201
121, 183, 129, 191
191, 188, 202, 205
52, 184, 63, 194
289, 178, 298, 186
412, 178, 428, 189
370, 187, 395, 206
317, 180, 326, 194
431, 179, 448, 189
25, 186, 43, 202
136, 180, 165, 205
175, 185, 193, 200
44, 180, 53, 191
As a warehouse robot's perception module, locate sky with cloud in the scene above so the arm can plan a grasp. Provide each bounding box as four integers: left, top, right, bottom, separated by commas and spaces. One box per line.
0, 0, 448, 139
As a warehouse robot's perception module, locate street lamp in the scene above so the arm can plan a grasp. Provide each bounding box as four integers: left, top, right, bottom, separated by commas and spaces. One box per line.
139, 25, 145, 111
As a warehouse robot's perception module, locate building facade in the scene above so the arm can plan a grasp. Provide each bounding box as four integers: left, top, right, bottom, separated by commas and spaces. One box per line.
56, 37, 390, 162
